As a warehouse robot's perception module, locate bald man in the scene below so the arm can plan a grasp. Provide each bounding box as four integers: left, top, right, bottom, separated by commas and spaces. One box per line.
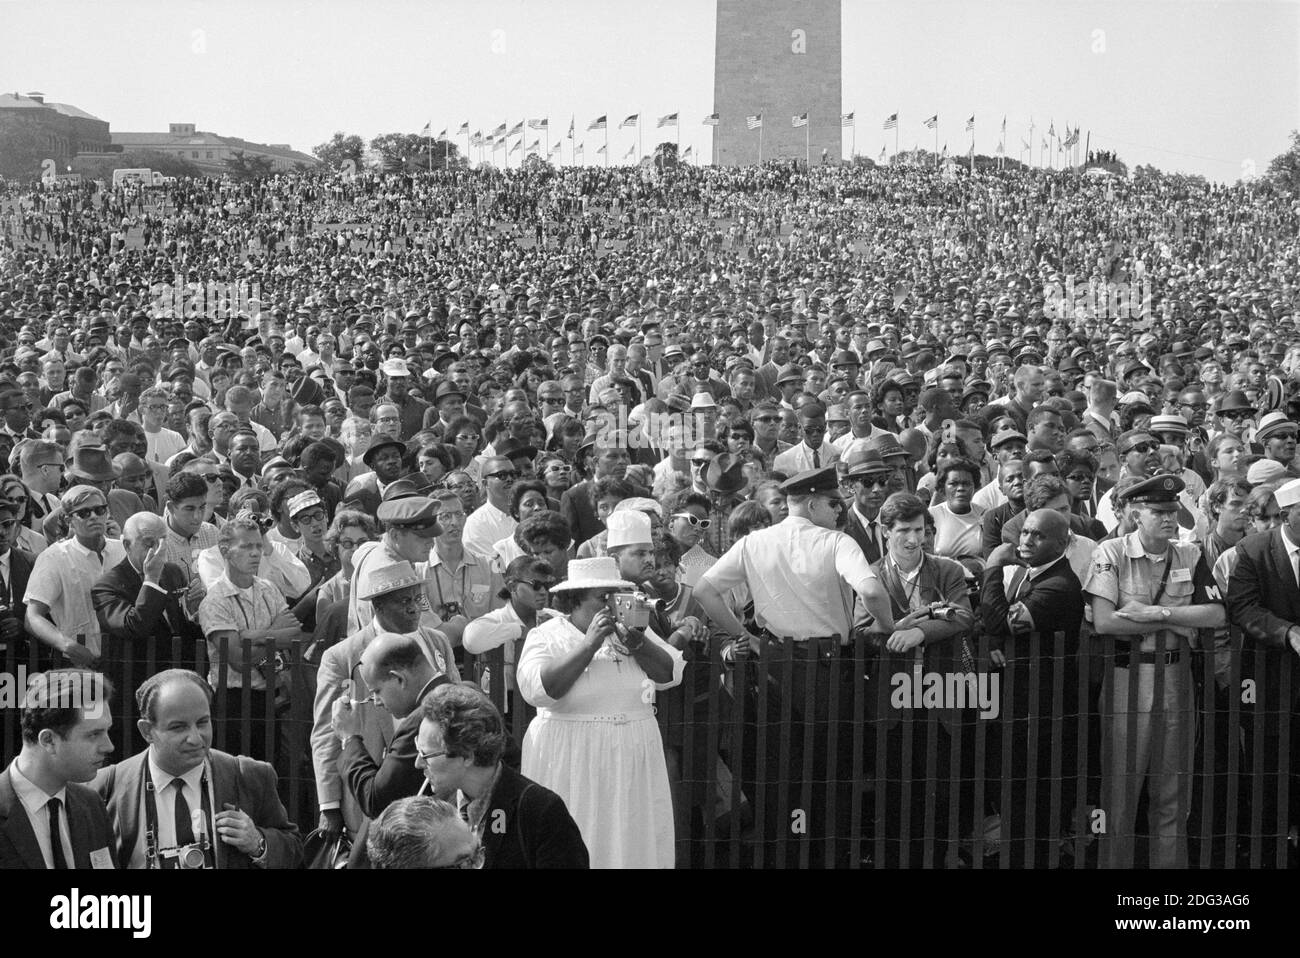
92, 512, 206, 664
979, 507, 1085, 867
330, 631, 448, 868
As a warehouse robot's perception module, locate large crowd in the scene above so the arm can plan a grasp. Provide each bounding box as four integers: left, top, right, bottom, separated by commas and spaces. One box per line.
1, 157, 1299, 870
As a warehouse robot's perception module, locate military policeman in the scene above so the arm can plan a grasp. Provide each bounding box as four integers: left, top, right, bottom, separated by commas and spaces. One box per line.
1083, 473, 1225, 869
694, 465, 896, 866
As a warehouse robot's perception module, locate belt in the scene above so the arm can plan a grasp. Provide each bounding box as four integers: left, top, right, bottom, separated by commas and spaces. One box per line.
534, 709, 654, 725
1114, 649, 1182, 668
759, 632, 847, 659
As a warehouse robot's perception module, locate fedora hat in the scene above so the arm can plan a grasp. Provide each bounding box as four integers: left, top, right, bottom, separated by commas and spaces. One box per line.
1215, 389, 1255, 416
358, 560, 426, 602
550, 556, 635, 593
67, 444, 120, 483
704, 452, 747, 495
362, 432, 407, 466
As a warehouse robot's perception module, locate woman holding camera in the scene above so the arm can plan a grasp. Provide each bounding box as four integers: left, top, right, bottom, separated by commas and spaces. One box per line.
517, 556, 685, 868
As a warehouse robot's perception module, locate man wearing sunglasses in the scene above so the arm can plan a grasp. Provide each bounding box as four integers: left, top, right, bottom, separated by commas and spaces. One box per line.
1096, 430, 1206, 539
17, 439, 64, 535
24, 485, 126, 670
839, 446, 894, 564
462, 456, 519, 560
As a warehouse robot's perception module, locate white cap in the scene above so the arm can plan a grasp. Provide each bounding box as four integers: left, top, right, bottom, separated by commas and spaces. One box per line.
1275, 477, 1300, 509
381, 358, 411, 378
690, 391, 717, 410
605, 509, 653, 549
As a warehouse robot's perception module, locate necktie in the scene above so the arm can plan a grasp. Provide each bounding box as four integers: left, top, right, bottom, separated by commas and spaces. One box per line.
812, 446, 820, 469
1007, 566, 1031, 603
867, 520, 880, 557
171, 778, 212, 868
47, 797, 68, 870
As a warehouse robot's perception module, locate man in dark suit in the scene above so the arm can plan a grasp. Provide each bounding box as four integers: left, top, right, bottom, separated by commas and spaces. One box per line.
341, 434, 408, 517
415, 683, 587, 868
560, 434, 631, 549
92, 512, 206, 700
1225, 476, 1300, 866
981, 508, 1085, 866
330, 630, 452, 868
0, 498, 37, 666
840, 445, 892, 564
1, 669, 117, 869
94, 669, 302, 869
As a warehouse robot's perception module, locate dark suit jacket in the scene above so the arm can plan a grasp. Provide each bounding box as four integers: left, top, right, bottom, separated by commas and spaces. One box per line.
1, 762, 118, 869
559, 480, 602, 549
94, 748, 302, 869
341, 678, 448, 868
1225, 528, 1300, 710
867, 553, 975, 730
91, 557, 201, 655
842, 506, 883, 565
483, 764, 589, 869
980, 554, 1083, 654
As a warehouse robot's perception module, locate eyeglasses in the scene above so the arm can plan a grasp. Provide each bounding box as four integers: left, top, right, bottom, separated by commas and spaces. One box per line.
416, 747, 446, 763
519, 579, 554, 591
540, 396, 564, 404
71, 504, 109, 520
753, 415, 779, 423
194, 473, 222, 484
337, 538, 368, 550
672, 513, 712, 529
434, 843, 486, 870
487, 471, 519, 482
294, 510, 327, 524
1127, 442, 1159, 454
690, 459, 711, 468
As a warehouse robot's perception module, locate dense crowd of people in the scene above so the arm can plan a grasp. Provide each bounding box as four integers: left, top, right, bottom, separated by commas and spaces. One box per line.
1, 156, 1299, 869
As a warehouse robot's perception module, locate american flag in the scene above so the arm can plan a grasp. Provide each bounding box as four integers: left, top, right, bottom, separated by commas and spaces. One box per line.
923, 115, 938, 129
882, 113, 897, 130
621, 114, 639, 128
528, 119, 548, 130
702, 113, 720, 126
588, 116, 607, 131
792, 113, 808, 128
842, 112, 855, 127
965, 115, 974, 132
458, 122, 470, 135
746, 114, 762, 130
657, 113, 678, 128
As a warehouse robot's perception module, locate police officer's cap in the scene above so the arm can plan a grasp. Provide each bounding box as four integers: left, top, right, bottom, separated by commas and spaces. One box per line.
376, 495, 442, 531
1120, 473, 1184, 510
778, 465, 841, 497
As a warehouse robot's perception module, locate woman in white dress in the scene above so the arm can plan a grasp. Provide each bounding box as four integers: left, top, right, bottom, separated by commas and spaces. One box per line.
517, 556, 685, 868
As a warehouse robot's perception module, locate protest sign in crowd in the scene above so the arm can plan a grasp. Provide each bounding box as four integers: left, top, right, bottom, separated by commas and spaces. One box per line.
1, 158, 1298, 869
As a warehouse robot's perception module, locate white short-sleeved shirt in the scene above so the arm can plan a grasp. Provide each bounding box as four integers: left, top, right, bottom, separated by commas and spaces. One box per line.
197, 574, 290, 689
25, 537, 127, 657
144, 426, 187, 465
697, 516, 876, 639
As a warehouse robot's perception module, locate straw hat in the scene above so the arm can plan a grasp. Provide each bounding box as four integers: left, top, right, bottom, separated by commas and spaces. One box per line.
550, 557, 635, 592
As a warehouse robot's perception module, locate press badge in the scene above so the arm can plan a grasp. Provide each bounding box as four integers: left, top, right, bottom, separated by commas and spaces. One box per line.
470, 585, 489, 605
1171, 568, 1192, 583
90, 848, 114, 869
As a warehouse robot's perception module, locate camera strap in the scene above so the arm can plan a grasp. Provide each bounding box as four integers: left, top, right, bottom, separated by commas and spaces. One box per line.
143, 757, 214, 869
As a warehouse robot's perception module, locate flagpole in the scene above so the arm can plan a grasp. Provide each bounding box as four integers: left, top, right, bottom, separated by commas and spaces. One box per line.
605, 123, 609, 168
758, 112, 763, 165
638, 114, 642, 164
934, 120, 938, 168
970, 119, 975, 173
805, 116, 810, 167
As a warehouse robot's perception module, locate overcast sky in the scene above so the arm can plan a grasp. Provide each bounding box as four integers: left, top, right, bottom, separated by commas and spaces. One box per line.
2, 0, 1295, 182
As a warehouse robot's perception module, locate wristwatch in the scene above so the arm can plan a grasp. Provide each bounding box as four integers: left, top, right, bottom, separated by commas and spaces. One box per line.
251, 830, 268, 864
1160, 608, 1172, 620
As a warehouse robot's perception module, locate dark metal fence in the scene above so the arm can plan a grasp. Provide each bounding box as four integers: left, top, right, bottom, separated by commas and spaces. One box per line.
1, 627, 1292, 868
